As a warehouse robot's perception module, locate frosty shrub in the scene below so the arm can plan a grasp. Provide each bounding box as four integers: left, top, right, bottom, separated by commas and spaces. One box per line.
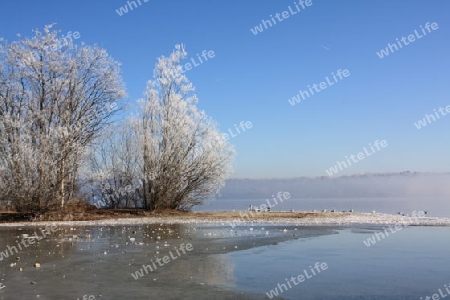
134, 44, 235, 210
0, 25, 125, 213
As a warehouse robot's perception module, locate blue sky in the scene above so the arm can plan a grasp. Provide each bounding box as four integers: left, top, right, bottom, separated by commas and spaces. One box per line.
1, 1, 449, 178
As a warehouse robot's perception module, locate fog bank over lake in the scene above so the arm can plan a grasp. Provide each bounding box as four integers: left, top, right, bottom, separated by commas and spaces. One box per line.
220, 172, 450, 199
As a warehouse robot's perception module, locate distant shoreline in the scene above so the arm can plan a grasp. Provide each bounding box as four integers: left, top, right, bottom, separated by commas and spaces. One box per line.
0, 210, 449, 227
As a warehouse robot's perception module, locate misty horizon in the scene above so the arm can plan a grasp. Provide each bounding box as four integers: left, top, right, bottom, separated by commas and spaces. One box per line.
220, 172, 450, 199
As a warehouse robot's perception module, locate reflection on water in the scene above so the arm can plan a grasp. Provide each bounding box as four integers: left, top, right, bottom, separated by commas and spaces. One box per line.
1, 224, 445, 300
168, 254, 236, 288
226, 226, 450, 299
0, 223, 332, 300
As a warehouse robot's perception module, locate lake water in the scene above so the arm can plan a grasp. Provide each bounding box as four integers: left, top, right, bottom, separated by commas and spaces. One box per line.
0, 223, 449, 299
195, 197, 450, 217
225, 226, 450, 299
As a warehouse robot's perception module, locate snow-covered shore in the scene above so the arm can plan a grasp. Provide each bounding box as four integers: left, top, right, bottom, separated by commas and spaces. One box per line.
0, 212, 449, 227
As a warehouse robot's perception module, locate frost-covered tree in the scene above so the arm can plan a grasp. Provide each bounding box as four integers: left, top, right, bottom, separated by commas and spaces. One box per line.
0, 25, 125, 212
86, 124, 143, 209
135, 44, 234, 211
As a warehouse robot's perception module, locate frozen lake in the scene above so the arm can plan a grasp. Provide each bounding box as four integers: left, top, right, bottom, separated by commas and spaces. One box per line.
0, 223, 449, 299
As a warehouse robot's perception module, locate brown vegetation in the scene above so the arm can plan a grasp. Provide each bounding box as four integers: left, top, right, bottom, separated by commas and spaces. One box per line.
0, 206, 354, 223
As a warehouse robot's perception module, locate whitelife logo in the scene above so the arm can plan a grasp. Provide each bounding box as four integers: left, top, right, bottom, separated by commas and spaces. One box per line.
325, 140, 388, 176
266, 262, 328, 298
414, 105, 450, 129
115, 0, 149, 16
288, 69, 350, 106
421, 283, 450, 300
250, 0, 313, 35
227, 192, 291, 228
180, 50, 215, 73
363, 211, 426, 247
0, 225, 59, 261
222, 121, 253, 141
45, 30, 81, 52
376, 22, 439, 58
131, 243, 193, 280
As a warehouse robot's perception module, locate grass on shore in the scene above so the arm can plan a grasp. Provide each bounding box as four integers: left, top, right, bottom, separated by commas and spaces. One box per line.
0, 206, 356, 223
